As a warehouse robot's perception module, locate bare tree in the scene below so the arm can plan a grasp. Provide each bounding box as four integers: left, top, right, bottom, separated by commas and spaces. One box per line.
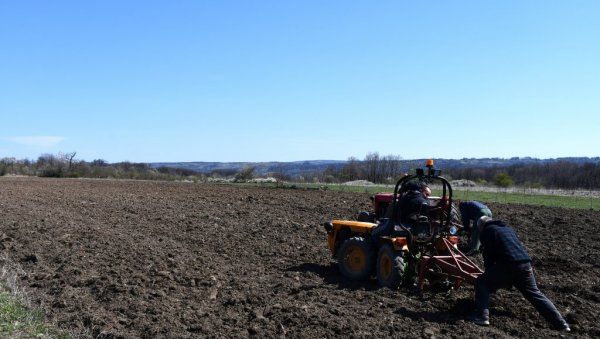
364, 152, 381, 183
382, 154, 403, 182
62, 151, 77, 170
339, 156, 362, 182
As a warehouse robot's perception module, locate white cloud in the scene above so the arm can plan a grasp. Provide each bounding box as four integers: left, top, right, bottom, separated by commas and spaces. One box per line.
6, 136, 66, 148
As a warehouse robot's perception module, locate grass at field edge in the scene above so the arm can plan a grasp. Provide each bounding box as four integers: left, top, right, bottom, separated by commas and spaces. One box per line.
0, 283, 66, 338
257, 182, 600, 210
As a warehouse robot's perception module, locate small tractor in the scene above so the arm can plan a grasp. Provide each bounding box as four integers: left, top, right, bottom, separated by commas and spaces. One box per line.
323, 160, 482, 291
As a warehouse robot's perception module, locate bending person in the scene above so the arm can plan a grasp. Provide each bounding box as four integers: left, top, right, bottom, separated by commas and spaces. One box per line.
470, 216, 570, 332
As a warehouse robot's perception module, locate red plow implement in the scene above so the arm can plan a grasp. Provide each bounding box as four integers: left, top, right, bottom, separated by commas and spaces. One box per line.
418, 237, 484, 291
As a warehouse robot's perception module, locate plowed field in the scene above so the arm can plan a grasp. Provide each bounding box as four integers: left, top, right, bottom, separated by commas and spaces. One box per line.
0, 177, 598, 338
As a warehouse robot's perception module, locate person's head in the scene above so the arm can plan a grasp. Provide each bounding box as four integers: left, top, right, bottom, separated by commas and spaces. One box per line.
422, 186, 432, 197
477, 216, 493, 232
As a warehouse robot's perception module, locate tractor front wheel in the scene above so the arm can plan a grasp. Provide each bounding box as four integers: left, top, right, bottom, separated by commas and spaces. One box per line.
376, 244, 406, 289
337, 237, 374, 281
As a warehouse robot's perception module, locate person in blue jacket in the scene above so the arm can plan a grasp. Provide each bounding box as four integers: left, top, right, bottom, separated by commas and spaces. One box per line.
458, 200, 492, 255
470, 216, 570, 332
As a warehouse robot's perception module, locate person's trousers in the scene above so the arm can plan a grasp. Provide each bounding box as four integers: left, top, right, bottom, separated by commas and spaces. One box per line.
475, 262, 567, 328
371, 218, 394, 246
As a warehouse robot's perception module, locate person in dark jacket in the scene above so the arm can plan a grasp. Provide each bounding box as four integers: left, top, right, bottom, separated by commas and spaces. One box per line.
372, 181, 429, 244
458, 201, 492, 255
398, 184, 430, 224
470, 216, 570, 332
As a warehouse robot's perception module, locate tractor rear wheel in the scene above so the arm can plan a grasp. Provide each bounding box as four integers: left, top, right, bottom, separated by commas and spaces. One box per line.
376, 244, 406, 289
337, 237, 374, 281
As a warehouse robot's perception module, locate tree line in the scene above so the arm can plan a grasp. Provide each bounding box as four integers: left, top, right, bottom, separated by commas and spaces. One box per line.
0, 153, 265, 182
444, 161, 600, 190
317, 153, 600, 190
1, 152, 599, 190
0, 153, 201, 181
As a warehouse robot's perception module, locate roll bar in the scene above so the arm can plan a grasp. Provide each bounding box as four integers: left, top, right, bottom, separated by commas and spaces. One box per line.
390, 160, 453, 230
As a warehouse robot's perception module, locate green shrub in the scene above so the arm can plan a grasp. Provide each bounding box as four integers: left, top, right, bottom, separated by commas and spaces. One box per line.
494, 173, 513, 187
234, 167, 255, 182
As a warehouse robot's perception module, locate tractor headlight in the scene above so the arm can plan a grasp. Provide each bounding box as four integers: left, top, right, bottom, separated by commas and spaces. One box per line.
449, 226, 458, 235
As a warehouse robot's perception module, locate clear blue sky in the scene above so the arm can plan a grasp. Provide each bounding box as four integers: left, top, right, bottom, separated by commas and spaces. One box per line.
1, 1, 598, 163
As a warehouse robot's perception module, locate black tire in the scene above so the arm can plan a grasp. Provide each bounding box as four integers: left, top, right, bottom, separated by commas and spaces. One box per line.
450, 203, 461, 222
376, 244, 406, 289
337, 237, 375, 281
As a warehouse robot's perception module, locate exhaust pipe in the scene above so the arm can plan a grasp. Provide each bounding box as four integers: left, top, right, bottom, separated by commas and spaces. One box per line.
323, 221, 333, 233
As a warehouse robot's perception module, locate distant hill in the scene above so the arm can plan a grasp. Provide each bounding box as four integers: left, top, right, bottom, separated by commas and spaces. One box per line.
149, 160, 346, 177
149, 157, 600, 177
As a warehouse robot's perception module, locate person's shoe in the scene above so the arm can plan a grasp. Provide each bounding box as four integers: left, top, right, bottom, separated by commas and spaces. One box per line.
560, 323, 571, 332
468, 314, 489, 326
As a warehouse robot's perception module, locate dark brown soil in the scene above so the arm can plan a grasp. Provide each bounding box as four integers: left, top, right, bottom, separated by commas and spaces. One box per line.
0, 177, 598, 338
